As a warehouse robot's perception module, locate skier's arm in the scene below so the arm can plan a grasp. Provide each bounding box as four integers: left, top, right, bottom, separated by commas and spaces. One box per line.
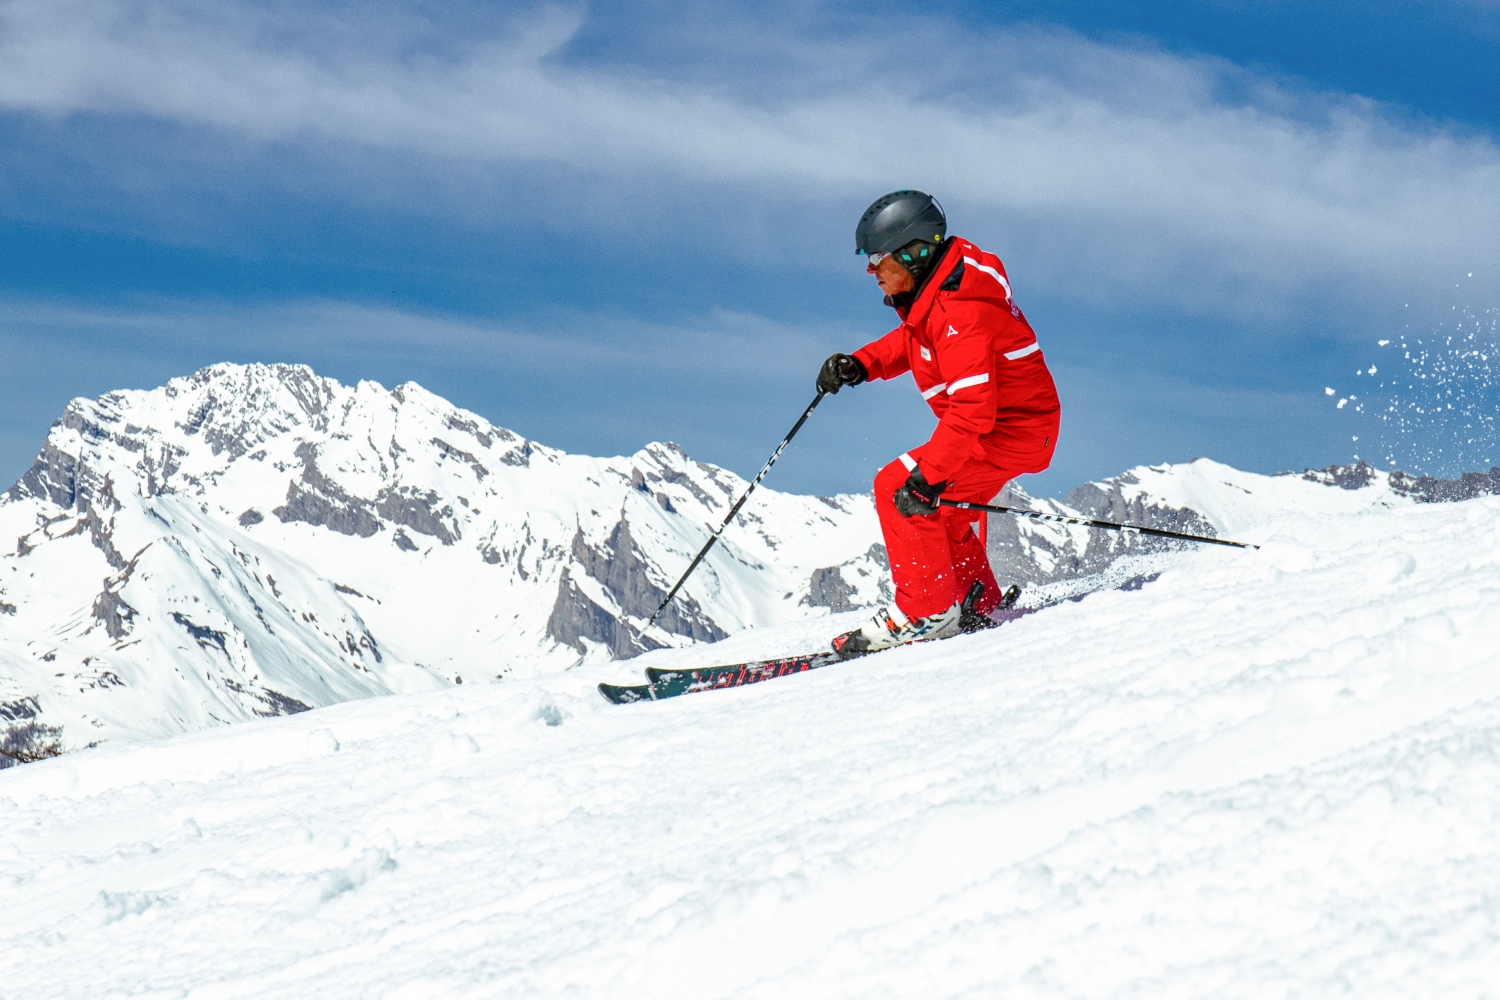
851, 327, 912, 382
919, 319, 997, 483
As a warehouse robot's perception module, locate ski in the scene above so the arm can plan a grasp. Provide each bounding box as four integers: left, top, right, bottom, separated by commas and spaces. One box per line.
597, 583, 1026, 704
595, 652, 841, 704
643, 650, 845, 700
598, 682, 655, 705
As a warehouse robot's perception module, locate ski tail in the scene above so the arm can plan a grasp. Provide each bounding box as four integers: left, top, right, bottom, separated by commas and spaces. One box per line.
1000, 583, 1021, 610
960, 581, 1021, 633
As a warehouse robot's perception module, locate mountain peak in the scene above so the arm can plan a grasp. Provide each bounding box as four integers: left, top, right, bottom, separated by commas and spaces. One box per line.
0, 364, 886, 748
13, 365, 1497, 753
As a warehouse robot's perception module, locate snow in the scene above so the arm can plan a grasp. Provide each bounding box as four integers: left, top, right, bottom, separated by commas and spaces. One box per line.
4, 481, 1500, 996
0, 364, 885, 746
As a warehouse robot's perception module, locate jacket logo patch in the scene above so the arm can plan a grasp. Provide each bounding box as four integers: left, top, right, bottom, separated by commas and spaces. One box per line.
946, 326, 959, 337
919, 346, 931, 361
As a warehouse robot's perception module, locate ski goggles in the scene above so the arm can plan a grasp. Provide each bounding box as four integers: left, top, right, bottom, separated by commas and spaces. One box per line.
866, 242, 936, 269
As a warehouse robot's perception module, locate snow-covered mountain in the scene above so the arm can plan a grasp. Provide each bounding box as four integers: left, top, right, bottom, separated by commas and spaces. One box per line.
4, 462, 1499, 997
5, 362, 1497, 757
985, 457, 1500, 592
0, 364, 886, 747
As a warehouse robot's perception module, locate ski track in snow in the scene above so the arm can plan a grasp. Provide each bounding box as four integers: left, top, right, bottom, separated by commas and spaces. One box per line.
4, 496, 1500, 997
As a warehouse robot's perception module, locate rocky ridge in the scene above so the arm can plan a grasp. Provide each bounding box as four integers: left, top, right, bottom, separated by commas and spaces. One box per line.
0, 364, 886, 749
4, 364, 1497, 755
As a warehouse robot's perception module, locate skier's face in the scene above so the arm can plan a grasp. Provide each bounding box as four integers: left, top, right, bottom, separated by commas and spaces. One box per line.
868, 254, 916, 296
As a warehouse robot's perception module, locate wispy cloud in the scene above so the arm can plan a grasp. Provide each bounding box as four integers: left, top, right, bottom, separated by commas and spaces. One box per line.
1, 0, 1497, 322
0, 292, 908, 491
0, 291, 1365, 497
0, 294, 849, 380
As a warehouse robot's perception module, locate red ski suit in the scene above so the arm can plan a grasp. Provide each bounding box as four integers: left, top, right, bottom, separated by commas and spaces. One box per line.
853, 237, 1060, 619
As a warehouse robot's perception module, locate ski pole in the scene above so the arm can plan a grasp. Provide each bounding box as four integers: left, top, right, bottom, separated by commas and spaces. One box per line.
937, 499, 1259, 549
647, 391, 827, 629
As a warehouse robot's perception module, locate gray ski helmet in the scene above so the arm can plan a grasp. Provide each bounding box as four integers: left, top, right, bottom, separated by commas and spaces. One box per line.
855, 190, 946, 256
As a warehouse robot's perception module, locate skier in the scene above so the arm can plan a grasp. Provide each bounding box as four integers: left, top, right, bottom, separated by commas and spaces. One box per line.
819, 190, 1061, 655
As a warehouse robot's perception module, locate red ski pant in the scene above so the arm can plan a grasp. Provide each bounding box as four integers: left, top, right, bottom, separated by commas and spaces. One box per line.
874, 449, 1017, 620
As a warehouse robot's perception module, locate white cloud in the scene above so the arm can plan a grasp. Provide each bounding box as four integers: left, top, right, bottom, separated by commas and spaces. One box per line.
0, 0, 1497, 319
0, 293, 913, 492
0, 295, 849, 379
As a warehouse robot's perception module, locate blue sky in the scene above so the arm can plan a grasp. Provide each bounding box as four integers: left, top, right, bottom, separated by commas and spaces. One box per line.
2, 0, 1498, 498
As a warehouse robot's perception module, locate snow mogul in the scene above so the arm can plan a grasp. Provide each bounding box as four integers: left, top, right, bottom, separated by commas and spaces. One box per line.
819, 190, 1061, 655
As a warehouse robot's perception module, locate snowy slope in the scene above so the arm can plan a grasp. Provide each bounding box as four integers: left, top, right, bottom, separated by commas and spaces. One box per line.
0, 364, 885, 746
5, 362, 1493, 757
984, 458, 1420, 589
3, 484, 1500, 997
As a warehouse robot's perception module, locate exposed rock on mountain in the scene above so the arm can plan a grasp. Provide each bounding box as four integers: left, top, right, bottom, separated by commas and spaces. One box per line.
0, 364, 884, 747
1277, 459, 1500, 502
984, 457, 1500, 590
1387, 466, 1500, 503
6, 363, 1497, 753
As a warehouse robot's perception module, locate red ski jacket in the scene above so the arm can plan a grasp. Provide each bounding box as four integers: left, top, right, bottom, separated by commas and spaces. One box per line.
852, 237, 1061, 484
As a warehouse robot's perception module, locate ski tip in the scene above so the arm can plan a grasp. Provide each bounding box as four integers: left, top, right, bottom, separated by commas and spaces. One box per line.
598, 682, 653, 705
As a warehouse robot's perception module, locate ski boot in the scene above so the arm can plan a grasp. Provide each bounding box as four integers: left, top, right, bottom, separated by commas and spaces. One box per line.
832, 580, 1004, 659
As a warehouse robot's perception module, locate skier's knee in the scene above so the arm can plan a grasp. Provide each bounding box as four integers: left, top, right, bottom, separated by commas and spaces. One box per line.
873, 460, 908, 510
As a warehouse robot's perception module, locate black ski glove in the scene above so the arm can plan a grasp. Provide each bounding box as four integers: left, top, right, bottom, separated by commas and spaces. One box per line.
817, 353, 867, 395
893, 467, 947, 517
